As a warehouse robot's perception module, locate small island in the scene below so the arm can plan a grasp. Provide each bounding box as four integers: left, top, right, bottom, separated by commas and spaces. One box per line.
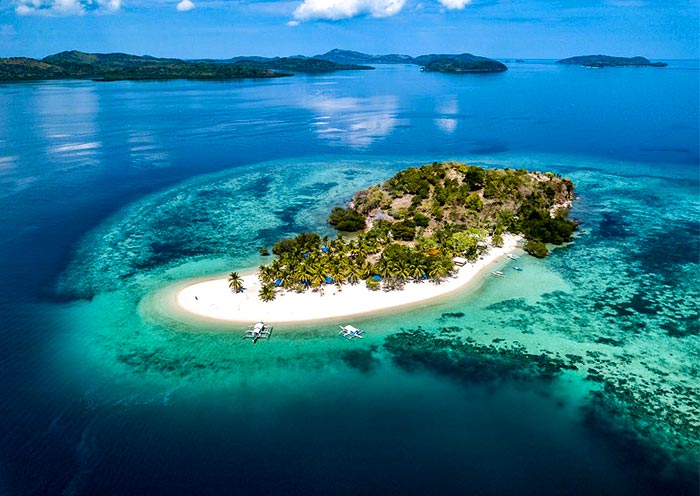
556, 55, 668, 68
174, 162, 577, 324
417, 54, 508, 73
0, 50, 373, 82
316, 49, 508, 73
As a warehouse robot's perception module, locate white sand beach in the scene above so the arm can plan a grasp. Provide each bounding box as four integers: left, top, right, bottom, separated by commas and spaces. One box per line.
173, 234, 522, 324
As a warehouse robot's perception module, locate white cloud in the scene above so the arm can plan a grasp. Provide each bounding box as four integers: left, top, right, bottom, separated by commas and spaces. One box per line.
15, 0, 122, 16
437, 0, 471, 10
293, 0, 407, 21
292, 0, 474, 22
176, 0, 195, 11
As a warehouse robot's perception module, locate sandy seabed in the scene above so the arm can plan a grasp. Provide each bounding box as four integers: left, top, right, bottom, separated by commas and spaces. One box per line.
168, 234, 521, 325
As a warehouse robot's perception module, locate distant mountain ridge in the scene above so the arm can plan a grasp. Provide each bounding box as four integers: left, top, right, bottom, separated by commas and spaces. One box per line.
0, 50, 373, 82
315, 49, 508, 73
195, 55, 373, 73
314, 49, 415, 65
556, 55, 667, 68
0, 50, 287, 81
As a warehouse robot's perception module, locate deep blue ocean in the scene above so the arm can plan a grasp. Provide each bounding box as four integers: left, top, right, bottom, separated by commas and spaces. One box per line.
0, 61, 698, 495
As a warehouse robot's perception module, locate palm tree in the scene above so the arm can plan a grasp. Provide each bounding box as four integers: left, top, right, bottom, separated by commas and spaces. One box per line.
259, 283, 276, 302
311, 264, 327, 288
391, 260, 411, 281
227, 271, 244, 293
347, 263, 363, 285
428, 263, 448, 283
258, 264, 274, 285
411, 264, 425, 281
298, 262, 315, 288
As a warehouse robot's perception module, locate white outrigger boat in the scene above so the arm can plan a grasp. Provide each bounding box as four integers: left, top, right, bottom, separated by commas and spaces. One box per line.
506, 253, 520, 260
244, 322, 272, 343
491, 270, 506, 278
338, 325, 364, 340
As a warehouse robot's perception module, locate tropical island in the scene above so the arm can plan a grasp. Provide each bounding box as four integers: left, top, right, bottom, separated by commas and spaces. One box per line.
556, 55, 668, 68
0, 50, 372, 82
418, 54, 508, 73
174, 162, 577, 324
317, 49, 508, 73
0, 48, 512, 82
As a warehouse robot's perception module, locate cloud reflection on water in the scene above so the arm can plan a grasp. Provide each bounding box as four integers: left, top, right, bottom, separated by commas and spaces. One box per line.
306, 94, 401, 148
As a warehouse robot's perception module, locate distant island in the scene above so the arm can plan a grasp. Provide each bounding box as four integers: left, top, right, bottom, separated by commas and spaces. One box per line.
417, 55, 508, 74
192, 55, 373, 73
314, 49, 417, 65
0, 48, 512, 81
0, 49, 673, 82
556, 55, 668, 68
174, 162, 577, 323
317, 49, 508, 73
0, 50, 372, 82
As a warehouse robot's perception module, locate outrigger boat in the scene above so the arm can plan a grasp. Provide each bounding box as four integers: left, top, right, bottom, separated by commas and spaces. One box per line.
339, 325, 364, 340
513, 266, 523, 271
491, 270, 506, 278
506, 253, 520, 260
244, 322, 272, 343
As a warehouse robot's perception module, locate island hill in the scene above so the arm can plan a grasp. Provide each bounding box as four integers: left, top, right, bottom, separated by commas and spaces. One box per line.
245, 162, 576, 302
317, 49, 508, 73
556, 55, 668, 68
0, 50, 373, 82
0, 49, 509, 82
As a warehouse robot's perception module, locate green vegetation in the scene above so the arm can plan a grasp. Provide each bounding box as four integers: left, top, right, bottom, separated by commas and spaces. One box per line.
227, 271, 244, 293
556, 55, 667, 68
317, 49, 509, 74
259, 283, 276, 302
328, 207, 367, 232
421, 57, 508, 73
217, 56, 373, 73
250, 162, 576, 299
0, 50, 371, 82
523, 240, 549, 258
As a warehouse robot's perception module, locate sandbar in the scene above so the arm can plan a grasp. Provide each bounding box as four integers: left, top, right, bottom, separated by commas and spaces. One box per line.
172, 234, 521, 325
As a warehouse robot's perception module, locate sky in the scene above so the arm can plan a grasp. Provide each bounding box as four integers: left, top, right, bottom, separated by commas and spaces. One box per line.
0, 0, 698, 59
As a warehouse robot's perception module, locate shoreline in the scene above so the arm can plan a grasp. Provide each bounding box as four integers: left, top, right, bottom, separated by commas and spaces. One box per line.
165, 234, 522, 326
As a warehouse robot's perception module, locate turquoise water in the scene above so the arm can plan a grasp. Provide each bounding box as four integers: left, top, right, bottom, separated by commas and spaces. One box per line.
0, 62, 698, 494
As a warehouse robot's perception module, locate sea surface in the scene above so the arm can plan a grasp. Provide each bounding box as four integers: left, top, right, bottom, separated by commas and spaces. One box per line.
0, 61, 698, 495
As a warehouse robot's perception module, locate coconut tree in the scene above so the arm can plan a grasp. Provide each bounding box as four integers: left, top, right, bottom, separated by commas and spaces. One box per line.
259, 283, 276, 302
391, 259, 411, 281
411, 263, 425, 281
311, 264, 327, 288
227, 271, 244, 293
347, 262, 363, 285
298, 261, 315, 289
330, 236, 346, 254
258, 264, 276, 286
428, 263, 448, 283
328, 255, 348, 284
